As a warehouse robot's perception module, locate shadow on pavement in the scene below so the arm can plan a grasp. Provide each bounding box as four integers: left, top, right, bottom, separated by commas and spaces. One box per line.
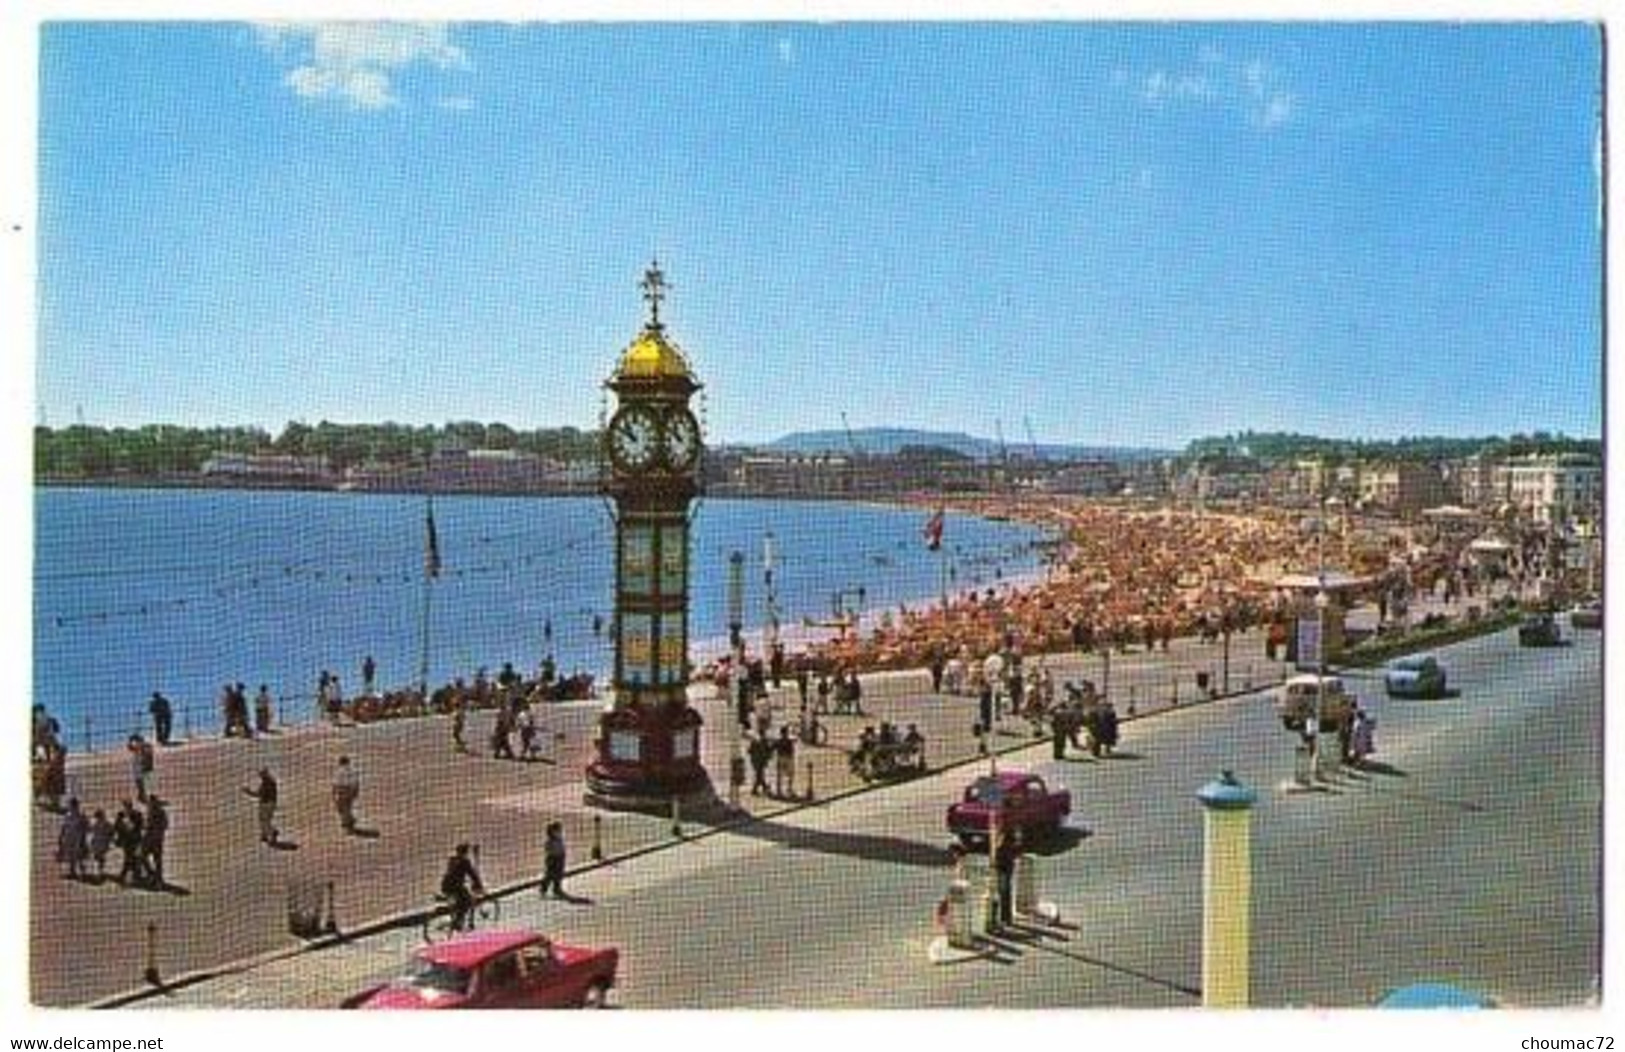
1026, 827, 1092, 857
1024, 939, 1202, 1000
712, 818, 956, 870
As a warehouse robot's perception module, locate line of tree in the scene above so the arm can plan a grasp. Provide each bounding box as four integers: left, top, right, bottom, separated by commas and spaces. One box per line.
1183, 430, 1601, 464
35, 421, 602, 478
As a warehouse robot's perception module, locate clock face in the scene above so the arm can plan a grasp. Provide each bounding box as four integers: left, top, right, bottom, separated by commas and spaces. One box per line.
608, 406, 659, 472
661, 409, 701, 472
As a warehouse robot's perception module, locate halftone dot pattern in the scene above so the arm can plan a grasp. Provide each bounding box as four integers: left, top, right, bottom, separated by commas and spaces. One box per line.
31, 22, 1602, 1012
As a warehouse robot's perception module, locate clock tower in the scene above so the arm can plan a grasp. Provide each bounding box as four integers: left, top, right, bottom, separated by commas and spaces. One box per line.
586, 261, 714, 810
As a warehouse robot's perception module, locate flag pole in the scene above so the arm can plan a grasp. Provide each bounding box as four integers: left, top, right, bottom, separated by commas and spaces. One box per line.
418, 494, 439, 697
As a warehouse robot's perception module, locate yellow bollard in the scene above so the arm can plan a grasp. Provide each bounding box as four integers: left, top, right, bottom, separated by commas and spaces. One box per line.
591, 814, 603, 861
143, 921, 160, 986
1197, 770, 1258, 1008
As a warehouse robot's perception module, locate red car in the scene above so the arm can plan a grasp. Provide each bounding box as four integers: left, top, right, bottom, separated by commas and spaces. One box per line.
947, 771, 1071, 848
343, 930, 618, 1009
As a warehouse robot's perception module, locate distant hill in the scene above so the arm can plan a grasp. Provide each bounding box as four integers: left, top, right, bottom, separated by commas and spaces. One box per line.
763, 428, 1171, 462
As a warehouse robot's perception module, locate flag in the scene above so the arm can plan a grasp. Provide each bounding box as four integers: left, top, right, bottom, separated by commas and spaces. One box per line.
924, 507, 946, 551
425, 501, 442, 579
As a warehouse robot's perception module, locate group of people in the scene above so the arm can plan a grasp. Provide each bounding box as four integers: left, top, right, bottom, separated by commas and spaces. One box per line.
56, 794, 170, 890
849, 721, 927, 781
745, 725, 799, 798
790, 500, 1413, 680
1049, 684, 1119, 759
32, 705, 69, 812
450, 688, 551, 762
437, 820, 572, 934
219, 682, 275, 738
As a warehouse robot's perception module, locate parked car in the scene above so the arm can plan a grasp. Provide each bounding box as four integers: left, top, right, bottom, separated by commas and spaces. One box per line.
946, 771, 1071, 848
1570, 602, 1602, 630
1518, 613, 1564, 647
1274, 673, 1355, 733
342, 930, 618, 1009
1384, 654, 1448, 698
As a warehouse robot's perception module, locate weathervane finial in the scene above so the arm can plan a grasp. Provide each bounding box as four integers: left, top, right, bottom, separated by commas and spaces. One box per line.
640, 259, 669, 329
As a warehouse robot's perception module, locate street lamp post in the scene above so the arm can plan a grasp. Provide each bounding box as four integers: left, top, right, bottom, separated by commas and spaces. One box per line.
727, 550, 746, 808
1313, 587, 1329, 781
1312, 497, 1330, 781
763, 532, 780, 655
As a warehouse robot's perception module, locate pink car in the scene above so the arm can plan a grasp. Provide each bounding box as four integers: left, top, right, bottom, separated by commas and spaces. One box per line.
947, 771, 1071, 848
343, 930, 618, 1009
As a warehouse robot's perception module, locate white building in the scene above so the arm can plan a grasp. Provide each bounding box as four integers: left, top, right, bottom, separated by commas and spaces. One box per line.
1504, 455, 1602, 525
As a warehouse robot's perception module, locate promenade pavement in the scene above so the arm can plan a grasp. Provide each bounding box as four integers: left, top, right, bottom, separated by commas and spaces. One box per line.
33, 626, 1299, 1006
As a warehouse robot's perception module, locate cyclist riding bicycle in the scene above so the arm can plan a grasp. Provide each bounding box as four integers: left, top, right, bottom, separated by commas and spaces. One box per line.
440, 842, 486, 932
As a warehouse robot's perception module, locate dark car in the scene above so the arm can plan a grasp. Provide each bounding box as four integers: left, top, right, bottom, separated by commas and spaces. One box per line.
946, 771, 1071, 848
1518, 613, 1563, 647
343, 930, 618, 1009
1570, 602, 1602, 630
1384, 655, 1448, 699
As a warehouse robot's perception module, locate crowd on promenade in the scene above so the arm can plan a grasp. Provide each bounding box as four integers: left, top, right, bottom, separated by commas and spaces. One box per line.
788, 498, 1577, 679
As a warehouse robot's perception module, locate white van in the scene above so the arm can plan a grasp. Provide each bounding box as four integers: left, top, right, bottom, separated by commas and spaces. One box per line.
1274, 673, 1354, 733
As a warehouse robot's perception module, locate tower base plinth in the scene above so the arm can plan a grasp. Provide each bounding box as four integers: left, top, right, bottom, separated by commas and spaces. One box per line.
583, 702, 717, 816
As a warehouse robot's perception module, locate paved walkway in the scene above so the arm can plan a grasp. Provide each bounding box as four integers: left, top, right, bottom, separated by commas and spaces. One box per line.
32, 626, 1305, 1006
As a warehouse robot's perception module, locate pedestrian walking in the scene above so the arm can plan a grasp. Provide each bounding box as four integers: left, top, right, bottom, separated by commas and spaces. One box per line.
243, 767, 280, 845
491, 706, 516, 760
992, 827, 1022, 928
127, 734, 155, 802
362, 654, 377, 693
847, 671, 865, 716
774, 725, 796, 798
57, 798, 88, 880
538, 821, 567, 898
332, 755, 360, 834
141, 796, 169, 888
253, 685, 274, 735
87, 808, 114, 880
747, 734, 772, 797
517, 705, 539, 761
113, 800, 146, 886
451, 699, 469, 754
148, 692, 173, 746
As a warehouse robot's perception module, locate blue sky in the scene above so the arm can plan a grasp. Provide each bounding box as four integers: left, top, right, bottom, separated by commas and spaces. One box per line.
35, 21, 1602, 448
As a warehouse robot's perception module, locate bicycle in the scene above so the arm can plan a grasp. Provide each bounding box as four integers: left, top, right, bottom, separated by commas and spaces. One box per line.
421, 892, 501, 943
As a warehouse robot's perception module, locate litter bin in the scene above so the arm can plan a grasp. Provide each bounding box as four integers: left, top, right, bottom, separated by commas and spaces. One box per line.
287, 879, 326, 939
943, 879, 976, 949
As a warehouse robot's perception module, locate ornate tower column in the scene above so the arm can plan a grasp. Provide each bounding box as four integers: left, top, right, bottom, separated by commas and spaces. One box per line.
585, 262, 715, 810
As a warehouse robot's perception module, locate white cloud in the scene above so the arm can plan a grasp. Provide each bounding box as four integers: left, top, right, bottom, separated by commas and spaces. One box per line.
256, 22, 469, 111
438, 96, 476, 112
1258, 93, 1296, 129
1131, 48, 1296, 132
776, 37, 796, 65
1143, 70, 1214, 104
1240, 59, 1296, 130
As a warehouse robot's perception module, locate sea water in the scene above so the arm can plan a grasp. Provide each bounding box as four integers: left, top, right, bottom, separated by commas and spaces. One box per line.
33, 487, 1045, 746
